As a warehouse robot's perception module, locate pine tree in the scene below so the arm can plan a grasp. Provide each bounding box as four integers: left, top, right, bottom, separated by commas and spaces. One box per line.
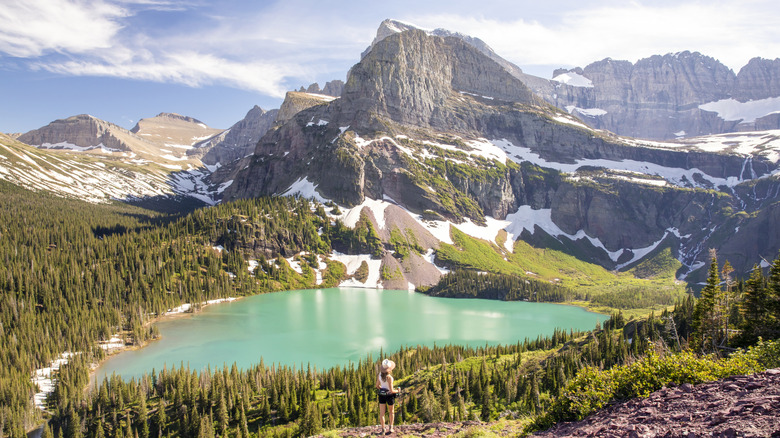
239, 403, 249, 438
66, 408, 82, 438
768, 254, 780, 337
137, 393, 149, 438
217, 392, 229, 436
153, 400, 166, 438
740, 265, 767, 342
692, 250, 726, 352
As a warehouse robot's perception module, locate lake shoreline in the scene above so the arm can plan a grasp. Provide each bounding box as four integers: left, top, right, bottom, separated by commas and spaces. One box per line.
87, 296, 242, 389
89, 287, 608, 381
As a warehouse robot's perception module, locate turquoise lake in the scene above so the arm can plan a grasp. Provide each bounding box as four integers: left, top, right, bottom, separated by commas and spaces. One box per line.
94, 287, 607, 380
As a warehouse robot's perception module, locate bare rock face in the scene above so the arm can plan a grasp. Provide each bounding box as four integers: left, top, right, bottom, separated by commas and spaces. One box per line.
340, 29, 541, 131
18, 114, 134, 151
276, 91, 335, 124
131, 112, 223, 149
550, 54, 780, 139
733, 57, 780, 101
551, 52, 739, 140
303, 80, 345, 97
321, 80, 345, 97
191, 106, 278, 165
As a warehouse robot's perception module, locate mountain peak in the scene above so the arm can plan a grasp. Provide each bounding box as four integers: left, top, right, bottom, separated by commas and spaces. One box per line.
144, 112, 208, 126
362, 19, 525, 80
343, 28, 541, 131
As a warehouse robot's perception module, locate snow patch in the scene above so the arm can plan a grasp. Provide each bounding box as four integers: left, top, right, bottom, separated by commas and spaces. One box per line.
286, 256, 304, 274
217, 179, 234, 193
330, 252, 383, 288
699, 96, 780, 123
552, 72, 594, 88
551, 115, 589, 129
282, 177, 331, 203
338, 197, 392, 229
423, 249, 449, 274
566, 106, 607, 117
32, 352, 78, 410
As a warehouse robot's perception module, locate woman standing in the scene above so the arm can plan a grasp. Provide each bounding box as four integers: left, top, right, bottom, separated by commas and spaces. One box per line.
376, 358, 400, 435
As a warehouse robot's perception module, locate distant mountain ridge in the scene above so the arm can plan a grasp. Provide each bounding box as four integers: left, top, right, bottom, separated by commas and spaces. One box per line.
368, 19, 780, 141
189, 106, 279, 166
220, 25, 780, 285
18, 114, 140, 153
551, 52, 780, 139
4, 19, 780, 288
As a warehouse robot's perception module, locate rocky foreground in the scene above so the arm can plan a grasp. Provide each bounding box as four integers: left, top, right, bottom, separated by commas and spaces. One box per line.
320, 369, 780, 437
534, 368, 780, 438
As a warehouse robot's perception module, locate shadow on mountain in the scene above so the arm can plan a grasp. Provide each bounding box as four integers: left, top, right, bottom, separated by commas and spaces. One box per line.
124, 194, 209, 215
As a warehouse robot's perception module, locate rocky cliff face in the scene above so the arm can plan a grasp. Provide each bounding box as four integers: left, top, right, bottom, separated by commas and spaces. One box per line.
733, 57, 780, 101
191, 106, 278, 165
18, 114, 136, 151
551, 53, 780, 139
339, 29, 541, 132
275, 91, 336, 124
301, 80, 345, 97
130, 112, 223, 158
550, 52, 739, 139
364, 19, 780, 140
220, 27, 780, 286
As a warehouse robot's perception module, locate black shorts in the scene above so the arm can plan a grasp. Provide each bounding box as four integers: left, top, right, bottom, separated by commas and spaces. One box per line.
378, 391, 396, 405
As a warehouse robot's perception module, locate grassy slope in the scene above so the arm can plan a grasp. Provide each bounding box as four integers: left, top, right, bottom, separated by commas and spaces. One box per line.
436, 228, 686, 319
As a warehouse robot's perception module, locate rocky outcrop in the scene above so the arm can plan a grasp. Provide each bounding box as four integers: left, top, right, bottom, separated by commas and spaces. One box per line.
18, 114, 135, 151
130, 112, 223, 153
275, 91, 335, 124
533, 368, 780, 438
302, 80, 345, 97
130, 112, 206, 132
191, 106, 278, 165
339, 29, 541, 131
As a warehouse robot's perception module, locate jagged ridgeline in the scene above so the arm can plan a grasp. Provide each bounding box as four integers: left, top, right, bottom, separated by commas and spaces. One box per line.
220, 27, 780, 285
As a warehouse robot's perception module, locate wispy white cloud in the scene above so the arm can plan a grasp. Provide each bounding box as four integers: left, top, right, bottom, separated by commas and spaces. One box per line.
2, 0, 778, 97
411, 1, 780, 74
0, 0, 127, 57
36, 52, 291, 97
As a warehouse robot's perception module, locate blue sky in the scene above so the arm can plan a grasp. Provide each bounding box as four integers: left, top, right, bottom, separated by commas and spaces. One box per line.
1, 0, 779, 133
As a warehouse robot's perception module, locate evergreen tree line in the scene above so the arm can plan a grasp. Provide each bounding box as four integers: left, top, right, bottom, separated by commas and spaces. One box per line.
52, 298, 707, 438
691, 249, 780, 352
0, 182, 381, 437
49, 330, 602, 438
3, 176, 779, 438
421, 269, 575, 302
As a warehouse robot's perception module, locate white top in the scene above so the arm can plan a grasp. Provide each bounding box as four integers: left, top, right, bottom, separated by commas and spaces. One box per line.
378, 373, 392, 390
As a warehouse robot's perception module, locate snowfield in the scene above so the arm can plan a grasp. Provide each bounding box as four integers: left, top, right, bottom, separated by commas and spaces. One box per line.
699, 96, 780, 123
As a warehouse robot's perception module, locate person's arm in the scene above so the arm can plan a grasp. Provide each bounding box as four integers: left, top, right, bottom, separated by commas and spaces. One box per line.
388, 375, 399, 393
376, 376, 381, 390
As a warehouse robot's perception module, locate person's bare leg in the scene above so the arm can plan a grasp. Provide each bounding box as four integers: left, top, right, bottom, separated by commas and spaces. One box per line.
379, 403, 386, 434
388, 404, 395, 433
